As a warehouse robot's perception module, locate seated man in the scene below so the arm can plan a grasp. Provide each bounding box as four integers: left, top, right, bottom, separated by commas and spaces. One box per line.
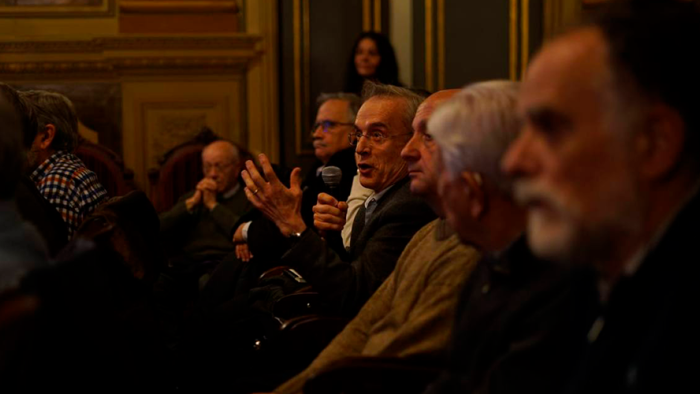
242, 82, 436, 317
0, 83, 48, 292
233, 92, 360, 262
275, 89, 483, 394
502, 1, 700, 392
160, 139, 252, 264
21, 90, 108, 239
421, 82, 598, 394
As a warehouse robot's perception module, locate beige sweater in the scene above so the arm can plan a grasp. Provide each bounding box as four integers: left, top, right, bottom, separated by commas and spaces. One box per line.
276, 218, 481, 394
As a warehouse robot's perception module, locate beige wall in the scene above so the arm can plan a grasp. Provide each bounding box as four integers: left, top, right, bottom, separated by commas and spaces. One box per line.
0, 0, 279, 191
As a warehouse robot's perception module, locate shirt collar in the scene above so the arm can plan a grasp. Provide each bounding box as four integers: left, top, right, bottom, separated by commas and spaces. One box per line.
623, 180, 700, 277
364, 184, 394, 208
597, 180, 700, 302
29, 150, 68, 184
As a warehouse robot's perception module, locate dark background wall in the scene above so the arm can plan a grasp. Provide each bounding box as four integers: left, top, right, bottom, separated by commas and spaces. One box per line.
278, 0, 545, 171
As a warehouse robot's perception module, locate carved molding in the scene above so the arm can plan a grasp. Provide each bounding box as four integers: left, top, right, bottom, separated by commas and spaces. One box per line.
0, 0, 114, 18
120, 1, 239, 14
0, 35, 261, 54
0, 57, 250, 79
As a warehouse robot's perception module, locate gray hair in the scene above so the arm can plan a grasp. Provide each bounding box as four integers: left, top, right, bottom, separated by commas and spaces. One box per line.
428, 80, 520, 191
317, 92, 362, 122
361, 81, 424, 132
20, 90, 79, 153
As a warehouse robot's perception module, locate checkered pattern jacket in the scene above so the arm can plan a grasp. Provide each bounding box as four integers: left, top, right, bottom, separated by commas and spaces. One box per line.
30, 150, 109, 239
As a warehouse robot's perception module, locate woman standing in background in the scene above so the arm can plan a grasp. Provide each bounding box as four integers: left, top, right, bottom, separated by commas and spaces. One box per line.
343, 32, 402, 95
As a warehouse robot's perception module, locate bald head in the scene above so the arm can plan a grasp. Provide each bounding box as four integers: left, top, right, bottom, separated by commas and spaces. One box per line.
414, 89, 461, 134
202, 140, 242, 194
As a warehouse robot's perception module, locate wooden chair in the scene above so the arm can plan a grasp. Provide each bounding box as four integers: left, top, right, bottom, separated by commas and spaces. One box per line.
74, 137, 135, 197
147, 127, 253, 213
74, 190, 165, 285
250, 267, 350, 369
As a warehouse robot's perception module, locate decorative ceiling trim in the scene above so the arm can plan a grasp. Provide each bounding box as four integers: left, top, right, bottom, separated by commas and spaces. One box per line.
0, 57, 250, 80
0, 35, 262, 54
119, 1, 239, 15
0, 0, 114, 18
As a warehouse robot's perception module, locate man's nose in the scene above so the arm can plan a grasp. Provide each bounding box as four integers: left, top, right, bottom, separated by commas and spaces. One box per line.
312, 124, 324, 139
355, 134, 371, 155
501, 127, 539, 178
401, 133, 421, 162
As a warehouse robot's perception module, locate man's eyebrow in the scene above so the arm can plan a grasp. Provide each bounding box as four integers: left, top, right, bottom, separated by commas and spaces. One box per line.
366, 122, 389, 129
527, 106, 572, 128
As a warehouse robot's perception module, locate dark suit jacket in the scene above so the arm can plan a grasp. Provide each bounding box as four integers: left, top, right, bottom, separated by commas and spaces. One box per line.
245, 147, 356, 262
425, 236, 598, 394
280, 176, 436, 317
567, 192, 700, 394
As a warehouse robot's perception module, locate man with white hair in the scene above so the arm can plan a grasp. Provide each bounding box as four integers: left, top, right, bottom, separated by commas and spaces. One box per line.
273, 89, 482, 394
502, 1, 700, 392
160, 139, 252, 264
419, 81, 596, 394
241, 82, 436, 317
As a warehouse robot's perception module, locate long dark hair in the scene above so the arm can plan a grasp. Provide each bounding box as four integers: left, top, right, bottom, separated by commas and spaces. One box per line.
343, 32, 401, 95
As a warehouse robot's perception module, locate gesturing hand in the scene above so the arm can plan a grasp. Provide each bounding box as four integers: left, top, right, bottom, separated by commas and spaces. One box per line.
313, 193, 348, 233
241, 154, 306, 237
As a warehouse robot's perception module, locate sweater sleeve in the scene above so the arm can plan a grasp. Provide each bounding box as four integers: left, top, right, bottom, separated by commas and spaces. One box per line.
280, 200, 432, 317
210, 203, 244, 237
158, 192, 196, 235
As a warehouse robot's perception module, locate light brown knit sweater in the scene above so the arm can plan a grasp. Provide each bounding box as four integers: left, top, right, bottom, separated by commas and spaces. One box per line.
275, 218, 481, 394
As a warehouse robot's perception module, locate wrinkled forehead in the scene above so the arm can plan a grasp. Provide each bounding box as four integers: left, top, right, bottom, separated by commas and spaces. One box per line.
317, 99, 350, 121
356, 96, 406, 132
521, 28, 613, 114
202, 143, 237, 164
414, 90, 459, 132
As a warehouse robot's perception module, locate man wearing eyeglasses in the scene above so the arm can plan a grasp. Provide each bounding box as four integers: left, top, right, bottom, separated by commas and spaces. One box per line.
160, 140, 252, 265
229, 93, 360, 263
240, 82, 436, 318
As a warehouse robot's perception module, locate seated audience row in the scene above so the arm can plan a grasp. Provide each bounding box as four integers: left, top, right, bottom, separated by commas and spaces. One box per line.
2, 1, 697, 393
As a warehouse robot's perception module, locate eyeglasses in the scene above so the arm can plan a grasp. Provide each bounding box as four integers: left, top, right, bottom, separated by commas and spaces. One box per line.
311, 120, 355, 135
347, 129, 413, 146
203, 162, 236, 173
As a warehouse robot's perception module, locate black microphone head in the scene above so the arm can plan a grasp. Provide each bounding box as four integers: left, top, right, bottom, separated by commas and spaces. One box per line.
322, 166, 342, 189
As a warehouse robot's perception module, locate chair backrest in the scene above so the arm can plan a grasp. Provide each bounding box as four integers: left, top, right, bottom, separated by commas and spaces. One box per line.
74, 138, 135, 197
148, 127, 252, 212
74, 190, 165, 285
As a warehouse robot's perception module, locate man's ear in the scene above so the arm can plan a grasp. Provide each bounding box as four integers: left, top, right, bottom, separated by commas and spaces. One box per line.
460, 171, 485, 219
637, 103, 685, 180
38, 124, 56, 150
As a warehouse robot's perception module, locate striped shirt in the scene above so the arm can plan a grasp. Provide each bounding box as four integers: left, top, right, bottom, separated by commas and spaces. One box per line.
30, 150, 108, 239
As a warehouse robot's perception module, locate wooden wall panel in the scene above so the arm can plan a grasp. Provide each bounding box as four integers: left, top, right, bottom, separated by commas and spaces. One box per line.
0, 0, 280, 193
122, 79, 245, 187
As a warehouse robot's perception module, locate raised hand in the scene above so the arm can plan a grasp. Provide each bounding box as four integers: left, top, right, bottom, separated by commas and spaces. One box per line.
241, 153, 306, 237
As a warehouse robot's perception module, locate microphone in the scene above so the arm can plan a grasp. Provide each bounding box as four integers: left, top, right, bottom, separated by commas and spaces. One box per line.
322, 166, 343, 199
